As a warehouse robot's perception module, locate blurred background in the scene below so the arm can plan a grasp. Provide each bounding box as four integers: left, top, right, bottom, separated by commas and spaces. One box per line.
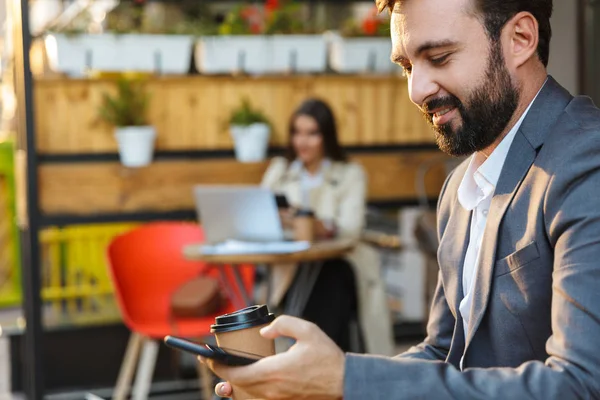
0, 0, 598, 399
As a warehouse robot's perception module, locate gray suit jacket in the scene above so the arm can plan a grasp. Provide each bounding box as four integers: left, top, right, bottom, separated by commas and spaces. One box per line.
344, 77, 600, 399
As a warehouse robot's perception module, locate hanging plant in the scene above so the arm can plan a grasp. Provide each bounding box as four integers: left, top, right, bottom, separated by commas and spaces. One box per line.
218, 4, 263, 35
98, 78, 150, 127
264, 0, 307, 34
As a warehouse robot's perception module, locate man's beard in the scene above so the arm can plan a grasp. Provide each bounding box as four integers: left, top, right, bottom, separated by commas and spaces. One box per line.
422, 41, 520, 157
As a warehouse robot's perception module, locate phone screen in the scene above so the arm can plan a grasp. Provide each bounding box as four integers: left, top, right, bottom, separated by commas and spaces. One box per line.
275, 194, 290, 209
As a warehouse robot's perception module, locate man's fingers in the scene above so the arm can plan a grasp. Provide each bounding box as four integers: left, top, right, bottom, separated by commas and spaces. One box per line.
215, 382, 233, 397
203, 357, 273, 386
201, 357, 232, 381
205, 358, 230, 379
260, 315, 317, 340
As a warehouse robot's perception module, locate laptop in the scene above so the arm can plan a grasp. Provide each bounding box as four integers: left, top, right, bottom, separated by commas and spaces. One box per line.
193, 185, 309, 255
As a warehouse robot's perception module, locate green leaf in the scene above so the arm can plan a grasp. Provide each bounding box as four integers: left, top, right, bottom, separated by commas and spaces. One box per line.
98, 78, 150, 127
229, 97, 270, 126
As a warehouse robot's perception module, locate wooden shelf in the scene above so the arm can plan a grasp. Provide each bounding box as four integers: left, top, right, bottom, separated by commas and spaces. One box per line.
38, 151, 448, 217
34, 75, 432, 154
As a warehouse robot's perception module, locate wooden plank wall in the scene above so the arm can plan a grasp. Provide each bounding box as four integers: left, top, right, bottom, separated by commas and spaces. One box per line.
38, 152, 449, 215
34, 76, 433, 154
34, 76, 451, 218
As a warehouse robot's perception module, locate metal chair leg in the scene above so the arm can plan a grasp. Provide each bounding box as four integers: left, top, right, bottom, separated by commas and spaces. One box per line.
132, 338, 159, 400
113, 332, 143, 400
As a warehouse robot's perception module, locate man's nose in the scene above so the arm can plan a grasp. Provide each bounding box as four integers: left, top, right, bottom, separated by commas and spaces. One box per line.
408, 68, 439, 108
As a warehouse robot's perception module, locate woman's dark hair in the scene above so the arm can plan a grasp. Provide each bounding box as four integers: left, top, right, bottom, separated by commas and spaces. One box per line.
286, 98, 348, 162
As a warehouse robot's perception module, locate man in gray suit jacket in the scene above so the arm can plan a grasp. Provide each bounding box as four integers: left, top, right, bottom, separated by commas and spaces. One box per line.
206, 0, 600, 398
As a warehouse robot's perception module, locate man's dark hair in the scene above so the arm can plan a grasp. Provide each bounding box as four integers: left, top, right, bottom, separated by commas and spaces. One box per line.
376, 0, 553, 67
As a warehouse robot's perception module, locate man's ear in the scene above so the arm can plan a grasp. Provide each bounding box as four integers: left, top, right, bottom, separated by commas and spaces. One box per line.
502, 11, 540, 69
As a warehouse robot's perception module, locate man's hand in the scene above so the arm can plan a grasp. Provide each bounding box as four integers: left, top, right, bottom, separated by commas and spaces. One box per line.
202, 315, 345, 400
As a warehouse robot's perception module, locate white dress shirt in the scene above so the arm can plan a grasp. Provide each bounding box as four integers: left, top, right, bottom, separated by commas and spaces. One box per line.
290, 158, 331, 207
457, 85, 544, 368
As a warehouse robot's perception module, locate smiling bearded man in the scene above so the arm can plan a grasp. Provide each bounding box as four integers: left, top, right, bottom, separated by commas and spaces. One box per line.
204, 0, 600, 398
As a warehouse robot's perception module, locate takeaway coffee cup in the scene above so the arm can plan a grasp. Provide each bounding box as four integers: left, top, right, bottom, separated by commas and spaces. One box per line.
293, 209, 315, 242
211, 305, 276, 400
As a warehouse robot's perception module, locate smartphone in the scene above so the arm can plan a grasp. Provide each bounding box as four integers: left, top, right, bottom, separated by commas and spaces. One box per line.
274, 194, 290, 209
164, 336, 262, 366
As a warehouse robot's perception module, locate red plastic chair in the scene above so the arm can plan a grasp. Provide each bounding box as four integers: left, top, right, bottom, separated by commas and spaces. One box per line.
106, 222, 254, 400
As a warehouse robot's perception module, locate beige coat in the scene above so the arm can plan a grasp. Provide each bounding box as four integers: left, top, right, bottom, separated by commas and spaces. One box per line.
261, 157, 394, 355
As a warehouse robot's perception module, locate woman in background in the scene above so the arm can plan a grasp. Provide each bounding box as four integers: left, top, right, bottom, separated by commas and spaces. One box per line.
261, 98, 393, 355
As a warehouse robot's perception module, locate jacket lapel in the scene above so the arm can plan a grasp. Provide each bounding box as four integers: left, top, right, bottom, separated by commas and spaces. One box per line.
308, 161, 339, 210
281, 163, 303, 207
464, 76, 573, 348
439, 200, 471, 315
465, 131, 536, 347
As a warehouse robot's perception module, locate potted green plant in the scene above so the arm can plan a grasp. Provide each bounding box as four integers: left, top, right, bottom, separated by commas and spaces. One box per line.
229, 98, 271, 163
99, 78, 156, 167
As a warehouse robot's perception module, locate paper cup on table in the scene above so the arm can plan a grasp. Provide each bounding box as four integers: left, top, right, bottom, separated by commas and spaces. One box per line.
211, 305, 276, 400
293, 209, 315, 242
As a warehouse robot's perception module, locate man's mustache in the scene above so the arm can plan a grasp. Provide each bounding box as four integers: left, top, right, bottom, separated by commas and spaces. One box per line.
421, 95, 462, 115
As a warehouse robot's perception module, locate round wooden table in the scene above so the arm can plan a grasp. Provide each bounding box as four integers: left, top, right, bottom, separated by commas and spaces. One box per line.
183, 238, 356, 316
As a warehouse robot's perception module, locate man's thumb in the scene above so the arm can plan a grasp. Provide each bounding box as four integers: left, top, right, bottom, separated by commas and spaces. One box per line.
260, 315, 315, 340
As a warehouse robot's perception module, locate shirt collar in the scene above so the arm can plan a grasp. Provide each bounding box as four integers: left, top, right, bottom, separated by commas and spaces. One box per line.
290, 158, 331, 177
457, 81, 545, 211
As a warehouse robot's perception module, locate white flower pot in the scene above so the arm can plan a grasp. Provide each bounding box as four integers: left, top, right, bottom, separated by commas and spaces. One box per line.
230, 123, 270, 163
114, 126, 156, 167
195, 35, 327, 75
327, 33, 400, 74
44, 33, 194, 76
195, 36, 269, 74
269, 35, 327, 73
